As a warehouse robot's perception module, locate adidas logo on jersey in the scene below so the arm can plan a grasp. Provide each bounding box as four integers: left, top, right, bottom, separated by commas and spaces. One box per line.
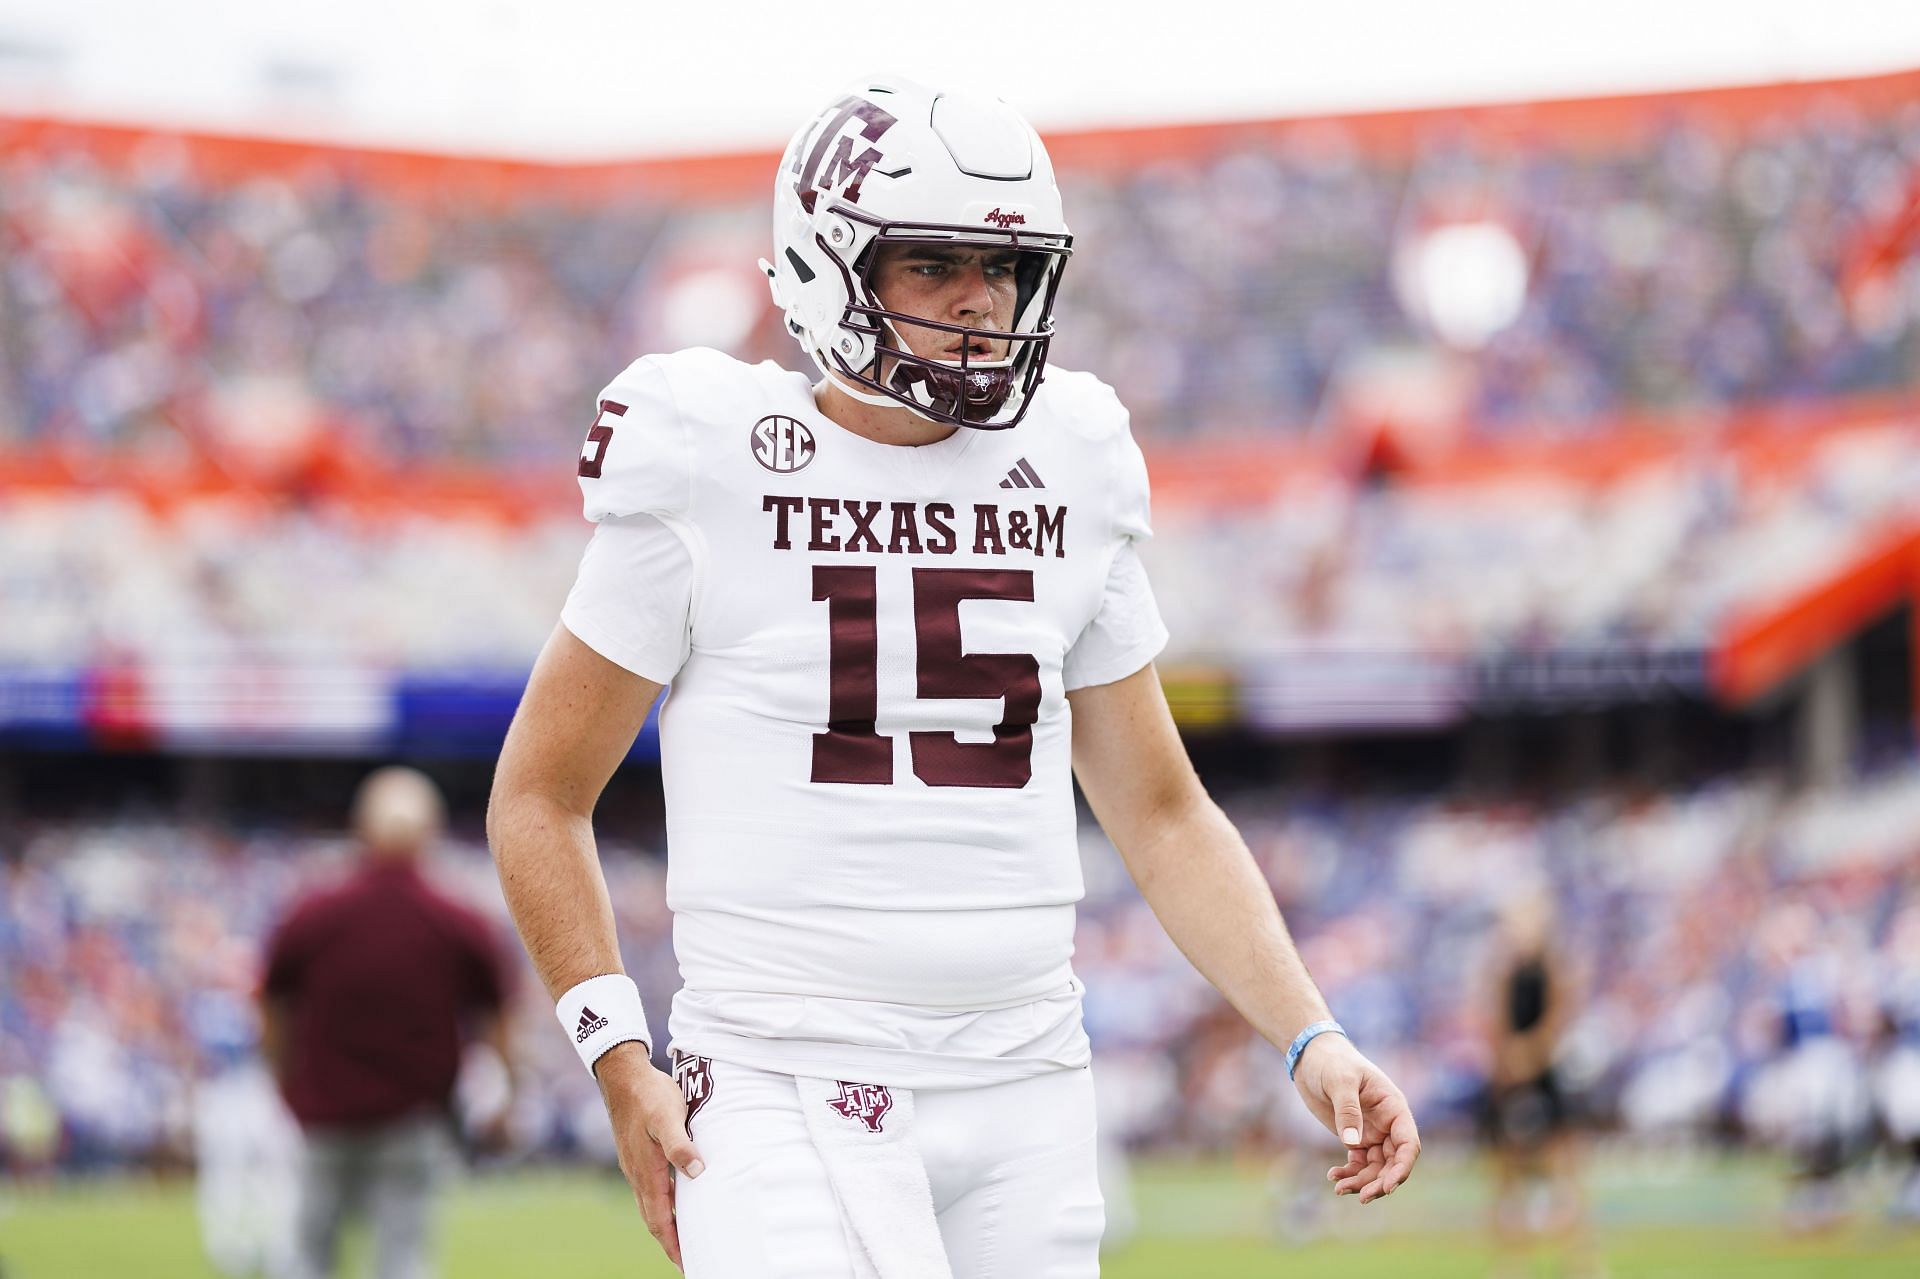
998, 458, 1045, 490
576, 1007, 610, 1043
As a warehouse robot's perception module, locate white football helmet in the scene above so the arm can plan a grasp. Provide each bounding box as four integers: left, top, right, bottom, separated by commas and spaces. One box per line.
762, 77, 1072, 430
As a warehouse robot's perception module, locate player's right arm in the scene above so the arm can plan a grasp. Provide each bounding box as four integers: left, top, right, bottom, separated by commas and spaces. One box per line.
487, 623, 701, 1269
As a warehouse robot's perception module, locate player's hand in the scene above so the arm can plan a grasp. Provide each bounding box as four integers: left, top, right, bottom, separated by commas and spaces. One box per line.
1291, 1033, 1420, 1204
595, 1042, 705, 1270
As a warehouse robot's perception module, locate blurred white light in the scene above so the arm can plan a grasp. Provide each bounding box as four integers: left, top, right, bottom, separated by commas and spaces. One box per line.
1394, 220, 1530, 350
658, 268, 761, 353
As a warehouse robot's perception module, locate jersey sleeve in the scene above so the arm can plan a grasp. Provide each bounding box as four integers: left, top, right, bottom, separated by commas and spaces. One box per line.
1063, 422, 1167, 690
1063, 542, 1167, 690
561, 513, 696, 683
1112, 426, 1154, 545
578, 357, 693, 522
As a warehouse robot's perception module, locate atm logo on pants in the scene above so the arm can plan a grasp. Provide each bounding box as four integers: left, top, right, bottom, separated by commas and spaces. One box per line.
826, 1081, 893, 1133
673, 1051, 715, 1125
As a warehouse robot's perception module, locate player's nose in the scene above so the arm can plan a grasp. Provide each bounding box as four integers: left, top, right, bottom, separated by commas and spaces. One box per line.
949, 260, 994, 322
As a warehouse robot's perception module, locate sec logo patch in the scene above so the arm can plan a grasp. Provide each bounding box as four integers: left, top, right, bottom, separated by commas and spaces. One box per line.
751, 414, 816, 474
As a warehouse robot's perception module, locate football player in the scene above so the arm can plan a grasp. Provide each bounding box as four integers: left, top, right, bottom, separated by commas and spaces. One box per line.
490, 76, 1420, 1276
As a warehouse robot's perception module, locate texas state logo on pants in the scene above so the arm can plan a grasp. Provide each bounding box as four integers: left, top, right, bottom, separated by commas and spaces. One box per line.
825, 1081, 893, 1133
671, 1057, 1104, 1278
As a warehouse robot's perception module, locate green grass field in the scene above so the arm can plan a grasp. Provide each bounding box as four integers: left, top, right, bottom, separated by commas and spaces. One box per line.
4, 1153, 1917, 1277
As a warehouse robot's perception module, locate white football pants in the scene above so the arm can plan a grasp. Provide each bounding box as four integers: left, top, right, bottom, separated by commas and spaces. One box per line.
673, 1058, 1104, 1278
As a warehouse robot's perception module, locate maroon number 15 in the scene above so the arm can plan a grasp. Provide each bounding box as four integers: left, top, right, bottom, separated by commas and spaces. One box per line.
811, 566, 1040, 789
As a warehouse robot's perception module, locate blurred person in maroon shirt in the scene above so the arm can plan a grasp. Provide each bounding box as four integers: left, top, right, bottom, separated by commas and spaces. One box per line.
260, 767, 512, 1279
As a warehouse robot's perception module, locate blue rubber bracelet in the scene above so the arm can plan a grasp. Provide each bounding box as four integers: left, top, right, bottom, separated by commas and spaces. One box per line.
1285, 1019, 1347, 1080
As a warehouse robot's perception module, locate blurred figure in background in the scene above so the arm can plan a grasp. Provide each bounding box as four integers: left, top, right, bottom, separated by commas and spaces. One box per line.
1873, 902, 1920, 1222
259, 768, 514, 1279
193, 1026, 300, 1278
1741, 905, 1874, 1232
1484, 890, 1598, 1278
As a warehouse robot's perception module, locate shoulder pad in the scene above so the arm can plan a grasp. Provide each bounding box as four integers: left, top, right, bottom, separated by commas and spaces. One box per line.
579, 349, 810, 520
649, 347, 793, 421
1028, 367, 1150, 540
577, 356, 692, 522
1031, 367, 1130, 443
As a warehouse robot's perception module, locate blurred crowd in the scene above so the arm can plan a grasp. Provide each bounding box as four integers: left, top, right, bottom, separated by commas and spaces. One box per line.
0, 489, 578, 670
2, 416, 1912, 674
2, 89, 1917, 464
5, 84, 1920, 683
4, 765, 1919, 1177
1052, 98, 1920, 436
1080, 768, 1920, 1169
1150, 417, 1920, 661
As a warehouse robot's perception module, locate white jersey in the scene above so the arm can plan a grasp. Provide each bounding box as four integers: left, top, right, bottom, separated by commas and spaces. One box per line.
562, 348, 1166, 1088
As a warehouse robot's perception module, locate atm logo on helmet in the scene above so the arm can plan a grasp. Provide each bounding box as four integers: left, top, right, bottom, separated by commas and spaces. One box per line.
795, 96, 899, 213
983, 207, 1027, 228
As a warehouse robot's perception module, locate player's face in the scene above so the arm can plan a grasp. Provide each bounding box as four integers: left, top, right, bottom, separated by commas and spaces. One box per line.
869, 243, 1020, 366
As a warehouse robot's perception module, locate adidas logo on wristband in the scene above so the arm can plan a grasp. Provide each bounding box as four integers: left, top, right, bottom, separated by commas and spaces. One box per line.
557, 974, 649, 1076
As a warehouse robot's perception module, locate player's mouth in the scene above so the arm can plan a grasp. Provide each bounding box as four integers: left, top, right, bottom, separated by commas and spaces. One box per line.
947, 338, 997, 360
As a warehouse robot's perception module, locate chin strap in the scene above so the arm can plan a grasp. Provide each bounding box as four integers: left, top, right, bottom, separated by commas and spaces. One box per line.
821, 366, 910, 410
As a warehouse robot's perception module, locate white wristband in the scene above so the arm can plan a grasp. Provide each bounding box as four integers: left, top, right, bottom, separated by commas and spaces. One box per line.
555, 974, 651, 1077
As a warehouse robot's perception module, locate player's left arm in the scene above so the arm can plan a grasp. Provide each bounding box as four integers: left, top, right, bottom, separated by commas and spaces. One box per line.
1069, 663, 1421, 1202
